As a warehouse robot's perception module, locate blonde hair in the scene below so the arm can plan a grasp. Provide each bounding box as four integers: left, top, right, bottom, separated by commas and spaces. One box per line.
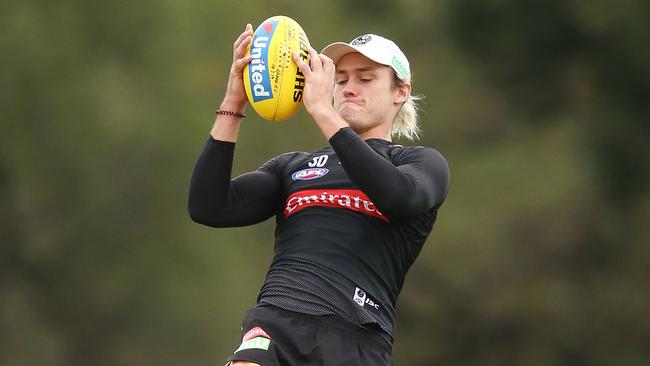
391, 73, 422, 141
392, 95, 422, 140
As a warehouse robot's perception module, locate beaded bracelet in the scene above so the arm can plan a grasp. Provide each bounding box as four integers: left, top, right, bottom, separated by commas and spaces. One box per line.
216, 109, 246, 118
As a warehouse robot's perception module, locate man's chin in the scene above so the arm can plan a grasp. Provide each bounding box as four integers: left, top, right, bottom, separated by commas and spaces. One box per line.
338, 109, 361, 124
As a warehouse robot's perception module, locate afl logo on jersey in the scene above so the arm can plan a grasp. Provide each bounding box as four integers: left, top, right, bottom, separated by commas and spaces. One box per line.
291, 168, 329, 180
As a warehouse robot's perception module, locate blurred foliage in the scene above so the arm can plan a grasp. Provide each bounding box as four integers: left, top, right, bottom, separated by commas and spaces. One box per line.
1, 0, 648, 365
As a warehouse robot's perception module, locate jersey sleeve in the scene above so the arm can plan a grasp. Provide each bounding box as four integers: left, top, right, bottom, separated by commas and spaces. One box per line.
187, 136, 284, 227
329, 128, 450, 220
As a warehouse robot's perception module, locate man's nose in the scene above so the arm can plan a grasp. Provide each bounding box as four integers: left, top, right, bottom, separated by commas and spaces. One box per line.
342, 80, 358, 97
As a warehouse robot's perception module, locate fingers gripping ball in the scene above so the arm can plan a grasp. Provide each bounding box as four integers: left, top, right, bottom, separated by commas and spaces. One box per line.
243, 16, 310, 121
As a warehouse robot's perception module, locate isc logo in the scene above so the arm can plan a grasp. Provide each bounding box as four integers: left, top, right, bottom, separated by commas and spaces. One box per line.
249, 21, 277, 102
353, 287, 380, 309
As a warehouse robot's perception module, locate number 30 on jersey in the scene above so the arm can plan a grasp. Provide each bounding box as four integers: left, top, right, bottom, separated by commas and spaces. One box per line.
308, 155, 328, 168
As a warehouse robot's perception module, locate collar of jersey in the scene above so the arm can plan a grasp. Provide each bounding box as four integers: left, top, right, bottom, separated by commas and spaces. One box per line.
365, 138, 392, 145
366, 138, 401, 148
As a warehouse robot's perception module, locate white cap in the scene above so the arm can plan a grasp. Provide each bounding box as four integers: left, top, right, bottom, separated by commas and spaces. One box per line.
321, 34, 411, 83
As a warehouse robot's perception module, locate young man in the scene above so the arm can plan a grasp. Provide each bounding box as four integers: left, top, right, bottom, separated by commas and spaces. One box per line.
188, 24, 450, 366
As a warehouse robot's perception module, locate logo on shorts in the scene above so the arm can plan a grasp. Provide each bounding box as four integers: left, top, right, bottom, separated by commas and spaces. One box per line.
291, 168, 329, 180
353, 287, 380, 310
354, 287, 367, 306
235, 326, 271, 353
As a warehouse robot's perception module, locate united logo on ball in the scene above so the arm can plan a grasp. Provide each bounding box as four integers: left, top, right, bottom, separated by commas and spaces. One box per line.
243, 15, 310, 121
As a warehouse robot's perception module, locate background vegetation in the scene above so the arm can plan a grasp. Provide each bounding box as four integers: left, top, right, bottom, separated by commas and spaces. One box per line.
2, 0, 648, 364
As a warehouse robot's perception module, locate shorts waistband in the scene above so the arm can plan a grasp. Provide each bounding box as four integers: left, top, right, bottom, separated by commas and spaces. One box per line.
256, 304, 393, 350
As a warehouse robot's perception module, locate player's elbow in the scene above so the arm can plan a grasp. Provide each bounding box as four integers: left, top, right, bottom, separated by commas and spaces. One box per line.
187, 199, 218, 226
188, 206, 209, 225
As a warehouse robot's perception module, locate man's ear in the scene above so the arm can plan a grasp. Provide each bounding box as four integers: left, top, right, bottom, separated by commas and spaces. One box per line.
394, 82, 411, 104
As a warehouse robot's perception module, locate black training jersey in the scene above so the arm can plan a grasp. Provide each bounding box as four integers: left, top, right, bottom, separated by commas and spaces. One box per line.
188, 127, 450, 342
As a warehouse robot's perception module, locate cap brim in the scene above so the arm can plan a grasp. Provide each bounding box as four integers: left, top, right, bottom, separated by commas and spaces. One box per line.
321, 42, 360, 64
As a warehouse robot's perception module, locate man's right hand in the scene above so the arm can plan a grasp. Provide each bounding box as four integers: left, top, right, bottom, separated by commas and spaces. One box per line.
211, 24, 254, 142
223, 23, 254, 110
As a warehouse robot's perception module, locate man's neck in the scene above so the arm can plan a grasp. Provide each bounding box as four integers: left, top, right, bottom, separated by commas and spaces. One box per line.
355, 125, 392, 142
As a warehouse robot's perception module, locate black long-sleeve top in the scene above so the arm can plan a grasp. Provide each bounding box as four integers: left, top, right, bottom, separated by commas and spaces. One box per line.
188, 127, 450, 343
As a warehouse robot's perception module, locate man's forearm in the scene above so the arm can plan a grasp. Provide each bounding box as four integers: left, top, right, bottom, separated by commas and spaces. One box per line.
210, 99, 246, 142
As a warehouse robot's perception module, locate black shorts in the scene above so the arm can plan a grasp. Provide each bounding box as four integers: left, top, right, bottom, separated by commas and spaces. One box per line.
225, 305, 393, 366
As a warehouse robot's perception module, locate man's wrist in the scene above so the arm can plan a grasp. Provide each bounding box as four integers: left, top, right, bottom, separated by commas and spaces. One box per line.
309, 105, 349, 140
220, 99, 247, 114
310, 105, 341, 123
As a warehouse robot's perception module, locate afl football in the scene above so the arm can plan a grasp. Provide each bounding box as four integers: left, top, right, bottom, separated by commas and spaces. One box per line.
243, 15, 310, 121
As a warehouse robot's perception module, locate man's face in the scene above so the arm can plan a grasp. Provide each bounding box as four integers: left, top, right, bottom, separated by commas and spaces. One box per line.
333, 52, 408, 137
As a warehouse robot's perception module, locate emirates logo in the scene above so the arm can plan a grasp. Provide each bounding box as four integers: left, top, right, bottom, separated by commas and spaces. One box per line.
284, 189, 389, 222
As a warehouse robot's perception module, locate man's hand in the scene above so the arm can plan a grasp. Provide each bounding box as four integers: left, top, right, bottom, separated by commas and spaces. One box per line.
292, 46, 336, 116
292, 46, 349, 139
223, 24, 254, 110
211, 24, 254, 142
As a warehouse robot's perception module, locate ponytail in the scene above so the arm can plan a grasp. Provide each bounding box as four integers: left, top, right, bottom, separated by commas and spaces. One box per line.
392, 94, 422, 141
